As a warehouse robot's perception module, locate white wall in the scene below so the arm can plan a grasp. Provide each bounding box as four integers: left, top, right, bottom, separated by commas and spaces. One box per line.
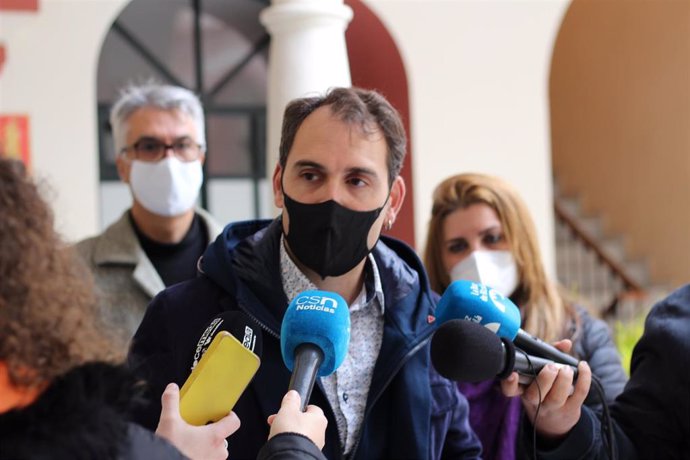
0, 0, 128, 242
0, 0, 569, 274
365, 0, 570, 275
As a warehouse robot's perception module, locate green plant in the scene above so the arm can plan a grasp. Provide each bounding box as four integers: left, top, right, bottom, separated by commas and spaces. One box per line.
613, 316, 646, 376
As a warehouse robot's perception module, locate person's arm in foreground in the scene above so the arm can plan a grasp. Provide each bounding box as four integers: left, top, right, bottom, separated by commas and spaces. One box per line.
501, 340, 635, 459
258, 390, 328, 460
155, 383, 240, 460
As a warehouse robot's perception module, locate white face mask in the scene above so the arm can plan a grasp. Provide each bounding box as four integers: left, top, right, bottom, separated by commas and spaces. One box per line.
449, 250, 519, 298
129, 157, 203, 217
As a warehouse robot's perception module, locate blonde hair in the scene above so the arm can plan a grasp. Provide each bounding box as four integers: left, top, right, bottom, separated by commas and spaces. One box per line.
423, 173, 576, 343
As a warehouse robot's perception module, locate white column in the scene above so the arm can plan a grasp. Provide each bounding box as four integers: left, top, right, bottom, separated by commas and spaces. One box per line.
260, 0, 353, 182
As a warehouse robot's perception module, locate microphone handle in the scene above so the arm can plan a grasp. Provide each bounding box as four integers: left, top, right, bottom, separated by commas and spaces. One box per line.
288, 343, 324, 412
513, 348, 579, 385
514, 329, 580, 367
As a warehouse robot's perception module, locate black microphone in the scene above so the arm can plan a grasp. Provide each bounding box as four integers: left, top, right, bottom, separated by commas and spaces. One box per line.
436, 280, 580, 368
190, 310, 263, 372
431, 319, 578, 384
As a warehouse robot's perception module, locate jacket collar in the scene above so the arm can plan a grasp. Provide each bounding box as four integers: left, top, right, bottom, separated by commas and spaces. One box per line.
93, 209, 221, 298
202, 218, 436, 339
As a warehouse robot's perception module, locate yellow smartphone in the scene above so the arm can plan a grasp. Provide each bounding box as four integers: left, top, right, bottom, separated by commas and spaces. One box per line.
179, 331, 260, 425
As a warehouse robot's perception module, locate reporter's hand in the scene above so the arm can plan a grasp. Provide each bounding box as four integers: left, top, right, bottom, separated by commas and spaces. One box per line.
266, 390, 327, 450
500, 339, 591, 440
155, 383, 240, 460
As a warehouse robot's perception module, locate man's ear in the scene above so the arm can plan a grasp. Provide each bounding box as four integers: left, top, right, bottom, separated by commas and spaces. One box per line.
386, 176, 406, 224
115, 153, 131, 184
272, 164, 284, 208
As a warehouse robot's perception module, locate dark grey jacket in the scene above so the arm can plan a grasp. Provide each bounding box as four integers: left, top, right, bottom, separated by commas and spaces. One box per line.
572, 306, 628, 405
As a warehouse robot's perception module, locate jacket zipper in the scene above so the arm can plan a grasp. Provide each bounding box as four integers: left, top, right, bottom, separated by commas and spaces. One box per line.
236, 300, 280, 340
237, 300, 347, 459
346, 334, 433, 460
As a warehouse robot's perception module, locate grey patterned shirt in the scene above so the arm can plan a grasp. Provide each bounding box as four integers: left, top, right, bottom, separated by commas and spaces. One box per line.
280, 236, 385, 455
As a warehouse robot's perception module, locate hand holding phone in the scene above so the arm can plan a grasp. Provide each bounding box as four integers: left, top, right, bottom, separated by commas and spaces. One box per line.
179, 331, 260, 426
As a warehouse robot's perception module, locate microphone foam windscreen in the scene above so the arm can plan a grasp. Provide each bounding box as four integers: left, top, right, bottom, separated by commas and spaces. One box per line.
191, 311, 263, 371
430, 319, 505, 382
435, 280, 521, 341
281, 290, 350, 377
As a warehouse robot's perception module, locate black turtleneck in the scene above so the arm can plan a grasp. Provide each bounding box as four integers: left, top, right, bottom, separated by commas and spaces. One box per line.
130, 212, 208, 287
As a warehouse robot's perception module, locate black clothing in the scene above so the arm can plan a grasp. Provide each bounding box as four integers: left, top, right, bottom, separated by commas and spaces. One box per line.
258, 433, 327, 460
130, 212, 208, 287
532, 284, 690, 459
0, 362, 184, 460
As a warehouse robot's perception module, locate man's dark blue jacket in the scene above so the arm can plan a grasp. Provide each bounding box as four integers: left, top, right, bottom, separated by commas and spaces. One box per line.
128, 219, 481, 460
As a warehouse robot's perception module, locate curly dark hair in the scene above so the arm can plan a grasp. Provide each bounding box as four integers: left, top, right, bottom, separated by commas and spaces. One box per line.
0, 159, 119, 388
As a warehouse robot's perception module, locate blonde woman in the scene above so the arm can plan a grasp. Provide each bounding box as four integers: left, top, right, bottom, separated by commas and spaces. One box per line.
424, 172, 626, 460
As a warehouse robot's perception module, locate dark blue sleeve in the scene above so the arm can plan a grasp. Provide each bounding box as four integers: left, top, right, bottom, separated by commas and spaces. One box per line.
257, 433, 327, 460
127, 289, 181, 431
609, 285, 690, 459
429, 369, 482, 459
524, 405, 636, 460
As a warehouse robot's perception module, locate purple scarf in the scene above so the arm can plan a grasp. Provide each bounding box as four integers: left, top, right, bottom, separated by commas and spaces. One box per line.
457, 380, 522, 460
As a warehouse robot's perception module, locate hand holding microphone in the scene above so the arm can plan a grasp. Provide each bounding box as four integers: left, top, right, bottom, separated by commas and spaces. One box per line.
430, 319, 579, 384
435, 280, 579, 368
433, 280, 593, 439
266, 390, 327, 450
281, 290, 351, 411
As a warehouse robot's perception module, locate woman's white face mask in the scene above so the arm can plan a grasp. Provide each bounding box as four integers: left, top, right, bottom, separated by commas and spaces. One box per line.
129, 157, 203, 217
449, 250, 519, 298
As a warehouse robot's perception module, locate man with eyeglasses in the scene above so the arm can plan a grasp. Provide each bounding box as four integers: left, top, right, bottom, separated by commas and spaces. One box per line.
76, 83, 221, 350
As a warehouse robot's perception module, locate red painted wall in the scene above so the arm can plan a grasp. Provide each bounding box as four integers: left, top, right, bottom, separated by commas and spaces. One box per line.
345, 0, 415, 248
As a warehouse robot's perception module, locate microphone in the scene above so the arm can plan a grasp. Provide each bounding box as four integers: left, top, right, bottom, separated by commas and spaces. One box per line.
435, 280, 579, 367
190, 310, 263, 372
431, 319, 578, 384
281, 290, 351, 411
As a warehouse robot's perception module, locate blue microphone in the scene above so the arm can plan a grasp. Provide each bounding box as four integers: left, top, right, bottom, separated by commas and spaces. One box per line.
281, 290, 350, 411
435, 280, 579, 367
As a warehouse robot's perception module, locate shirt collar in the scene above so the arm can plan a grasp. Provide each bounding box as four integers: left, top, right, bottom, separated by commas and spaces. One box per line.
279, 235, 385, 314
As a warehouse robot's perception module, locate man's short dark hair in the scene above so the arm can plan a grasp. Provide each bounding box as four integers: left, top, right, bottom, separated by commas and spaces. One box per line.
279, 87, 407, 185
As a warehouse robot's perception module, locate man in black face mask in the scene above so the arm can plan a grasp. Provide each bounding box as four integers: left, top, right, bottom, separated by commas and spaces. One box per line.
128, 87, 481, 460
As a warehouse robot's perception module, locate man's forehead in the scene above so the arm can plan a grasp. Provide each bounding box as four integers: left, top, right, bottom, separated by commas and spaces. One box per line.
125, 107, 197, 136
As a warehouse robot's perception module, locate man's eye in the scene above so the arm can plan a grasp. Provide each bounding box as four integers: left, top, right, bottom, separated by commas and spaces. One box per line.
139, 142, 161, 152
174, 141, 194, 151
301, 172, 319, 181
348, 177, 367, 187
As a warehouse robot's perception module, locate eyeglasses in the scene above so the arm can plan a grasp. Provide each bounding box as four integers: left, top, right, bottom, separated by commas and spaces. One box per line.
121, 138, 203, 163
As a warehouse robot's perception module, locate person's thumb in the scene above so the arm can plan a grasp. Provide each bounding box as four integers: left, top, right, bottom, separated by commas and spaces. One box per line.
160, 383, 180, 418
553, 339, 573, 353
281, 390, 302, 411
215, 411, 241, 437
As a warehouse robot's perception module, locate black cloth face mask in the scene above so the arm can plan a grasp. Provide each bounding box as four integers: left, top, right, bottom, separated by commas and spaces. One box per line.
282, 191, 388, 278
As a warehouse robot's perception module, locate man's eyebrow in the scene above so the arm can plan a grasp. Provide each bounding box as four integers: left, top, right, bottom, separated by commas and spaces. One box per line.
291, 161, 379, 179
292, 160, 326, 170
346, 166, 378, 178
